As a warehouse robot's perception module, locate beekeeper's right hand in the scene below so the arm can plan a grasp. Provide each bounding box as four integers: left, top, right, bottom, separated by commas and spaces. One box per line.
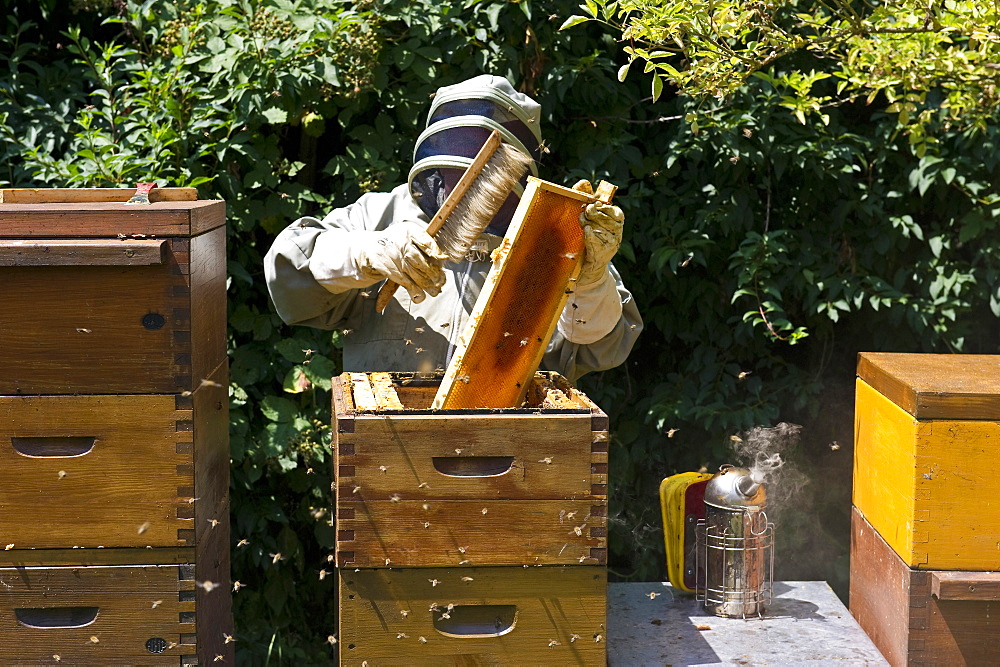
354, 220, 448, 303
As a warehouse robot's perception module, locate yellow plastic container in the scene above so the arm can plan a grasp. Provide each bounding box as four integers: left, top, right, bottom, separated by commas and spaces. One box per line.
659, 472, 712, 592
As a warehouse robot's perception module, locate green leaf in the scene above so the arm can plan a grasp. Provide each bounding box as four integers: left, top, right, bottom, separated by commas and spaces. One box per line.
928, 236, 944, 258
651, 73, 663, 102
260, 396, 298, 423
283, 366, 312, 393
617, 61, 631, 83
263, 107, 288, 124
303, 355, 336, 390
559, 15, 590, 30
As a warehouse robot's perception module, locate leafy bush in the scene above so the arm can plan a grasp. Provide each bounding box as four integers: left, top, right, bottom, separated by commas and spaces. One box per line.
2, 0, 998, 662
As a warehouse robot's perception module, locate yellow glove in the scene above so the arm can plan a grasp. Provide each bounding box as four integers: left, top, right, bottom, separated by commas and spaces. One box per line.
572, 180, 624, 287
355, 220, 448, 303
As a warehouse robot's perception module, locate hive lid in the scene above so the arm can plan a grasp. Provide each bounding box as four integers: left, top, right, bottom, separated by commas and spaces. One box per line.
0, 187, 224, 237
857, 352, 1000, 419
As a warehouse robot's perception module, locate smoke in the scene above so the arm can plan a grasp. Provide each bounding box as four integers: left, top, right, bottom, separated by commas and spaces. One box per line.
730, 422, 808, 517
732, 422, 800, 483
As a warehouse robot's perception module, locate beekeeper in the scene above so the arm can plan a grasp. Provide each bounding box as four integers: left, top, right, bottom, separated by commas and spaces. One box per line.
264, 75, 641, 382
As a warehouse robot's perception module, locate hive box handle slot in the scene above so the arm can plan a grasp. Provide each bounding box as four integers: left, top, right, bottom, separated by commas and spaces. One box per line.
432, 456, 515, 477
15, 607, 100, 629
11, 436, 97, 458
432, 605, 517, 638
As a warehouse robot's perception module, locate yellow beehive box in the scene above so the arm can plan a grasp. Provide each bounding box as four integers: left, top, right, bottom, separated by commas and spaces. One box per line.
854, 352, 1000, 570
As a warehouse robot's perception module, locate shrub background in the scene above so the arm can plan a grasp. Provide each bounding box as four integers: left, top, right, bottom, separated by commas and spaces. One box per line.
2, 0, 998, 663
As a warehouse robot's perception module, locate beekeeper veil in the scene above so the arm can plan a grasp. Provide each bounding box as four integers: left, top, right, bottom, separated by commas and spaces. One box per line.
408, 75, 541, 237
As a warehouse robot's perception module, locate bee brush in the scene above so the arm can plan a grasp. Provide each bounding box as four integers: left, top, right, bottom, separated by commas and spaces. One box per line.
375, 129, 532, 313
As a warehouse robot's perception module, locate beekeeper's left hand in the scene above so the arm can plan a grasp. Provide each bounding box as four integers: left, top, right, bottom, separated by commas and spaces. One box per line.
571, 179, 624, 287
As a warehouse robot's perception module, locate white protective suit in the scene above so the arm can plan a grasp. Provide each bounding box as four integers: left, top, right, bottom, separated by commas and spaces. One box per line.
264, 76, 642, 383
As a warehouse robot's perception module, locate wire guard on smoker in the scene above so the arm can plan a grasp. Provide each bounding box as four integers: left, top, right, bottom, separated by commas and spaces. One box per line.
695, 464, 775, 618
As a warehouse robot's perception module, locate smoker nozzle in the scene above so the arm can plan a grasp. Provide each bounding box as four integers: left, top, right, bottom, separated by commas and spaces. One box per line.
736, 474, 761, 498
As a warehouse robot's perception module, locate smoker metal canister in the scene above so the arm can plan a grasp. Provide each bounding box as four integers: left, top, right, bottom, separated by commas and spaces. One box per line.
696, 464, 773, 618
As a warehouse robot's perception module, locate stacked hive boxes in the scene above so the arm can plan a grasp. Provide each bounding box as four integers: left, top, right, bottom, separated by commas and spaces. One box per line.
0, 188, 232, 665
333, 371, 608, 665
851, 352, 1000, 665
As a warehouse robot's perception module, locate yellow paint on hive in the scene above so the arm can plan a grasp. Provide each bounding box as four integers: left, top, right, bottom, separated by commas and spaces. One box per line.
854, 378, 919, 564
855, 378, 1000, 571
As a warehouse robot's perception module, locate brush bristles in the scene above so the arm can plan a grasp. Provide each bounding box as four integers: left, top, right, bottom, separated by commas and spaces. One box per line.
434, 142, 533, 262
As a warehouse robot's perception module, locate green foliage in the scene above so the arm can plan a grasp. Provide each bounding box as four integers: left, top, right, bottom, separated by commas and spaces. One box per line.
564, 0, 1000, 138
2, 0, 999, 662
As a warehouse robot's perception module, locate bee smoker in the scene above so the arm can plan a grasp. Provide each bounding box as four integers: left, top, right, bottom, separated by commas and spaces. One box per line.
695, 464, 774, 618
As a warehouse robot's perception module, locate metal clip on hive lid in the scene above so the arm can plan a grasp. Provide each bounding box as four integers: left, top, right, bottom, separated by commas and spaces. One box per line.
125, 182, 159, 205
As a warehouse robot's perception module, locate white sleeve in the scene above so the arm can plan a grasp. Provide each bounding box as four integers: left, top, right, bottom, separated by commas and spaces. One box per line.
308, 228, 382, 293
556, 269, 623, 344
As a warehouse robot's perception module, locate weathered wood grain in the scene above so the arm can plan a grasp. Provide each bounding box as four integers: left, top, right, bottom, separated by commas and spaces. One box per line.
0, 548, 196, 567
0, 200, 225, 237
0, 187, 198, 204
0, 191, 231, 665
189, 225, 229, 393
349, 373, 379, 411
370, 372, 404, 410
336, 498, 607, 567
338, 566, 607, 665
0, 394, 193, 549
850, 507, 1000, 666
337, 412, 598, 500
0, 239, 167, 266
0, 227, 226, 395
191, 359, 234, 665
0, 564, 196, 664
931, 571, 1000, 601
857, 352, 1000, 420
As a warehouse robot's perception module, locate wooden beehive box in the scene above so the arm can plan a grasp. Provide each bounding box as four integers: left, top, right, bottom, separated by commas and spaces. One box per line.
0, 187, 232, 665
333, 371, 609, 568
854, 352, 1000, 571
0, 187, 226, 395
850, 507, 1000, 665
0, 564, 198, 664
338, 565, 607, 665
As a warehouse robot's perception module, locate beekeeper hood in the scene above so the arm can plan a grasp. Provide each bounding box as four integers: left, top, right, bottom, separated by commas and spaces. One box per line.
408, 75, 541, 237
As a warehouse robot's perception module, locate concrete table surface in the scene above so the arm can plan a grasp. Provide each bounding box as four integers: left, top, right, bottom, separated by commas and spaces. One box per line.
608, 581, 888, 666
